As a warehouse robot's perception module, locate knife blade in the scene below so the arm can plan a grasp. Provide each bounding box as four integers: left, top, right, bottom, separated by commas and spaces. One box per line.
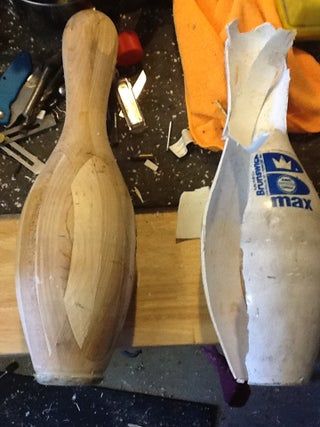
6, 69, 41, 128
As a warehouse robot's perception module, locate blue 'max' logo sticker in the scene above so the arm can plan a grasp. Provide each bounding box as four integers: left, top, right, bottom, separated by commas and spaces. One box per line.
252, 152, 312, 211
267, 174, 310, 195
262, 153, 303, 173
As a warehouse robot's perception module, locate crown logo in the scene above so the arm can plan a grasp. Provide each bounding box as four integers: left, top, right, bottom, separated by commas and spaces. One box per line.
273, 156, 292, 170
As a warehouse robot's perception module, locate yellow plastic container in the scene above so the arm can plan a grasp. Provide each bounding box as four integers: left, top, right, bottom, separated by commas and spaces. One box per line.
276, 0, 320, 40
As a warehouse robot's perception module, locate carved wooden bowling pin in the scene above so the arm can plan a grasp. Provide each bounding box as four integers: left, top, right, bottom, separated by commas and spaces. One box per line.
16, 10, 136, 385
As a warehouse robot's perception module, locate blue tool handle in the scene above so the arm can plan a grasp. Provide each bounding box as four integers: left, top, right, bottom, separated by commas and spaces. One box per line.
0, 52, 32, 125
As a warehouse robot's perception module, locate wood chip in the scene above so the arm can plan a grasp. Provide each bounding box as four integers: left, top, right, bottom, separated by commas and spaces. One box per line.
144, 159, 158, 172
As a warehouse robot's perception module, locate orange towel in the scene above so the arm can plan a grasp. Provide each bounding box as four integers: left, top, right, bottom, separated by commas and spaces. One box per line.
173, 0, 320, 150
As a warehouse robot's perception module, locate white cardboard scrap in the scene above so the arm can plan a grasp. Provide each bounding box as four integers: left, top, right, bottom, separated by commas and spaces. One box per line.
169, 129, 194, 158
176, 186, 210, 239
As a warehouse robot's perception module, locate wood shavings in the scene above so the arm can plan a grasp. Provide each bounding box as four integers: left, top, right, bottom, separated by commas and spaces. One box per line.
36, 110, 46, 120
144, 159, 158, 172
130, 154, 154, 161
166, 120, 172, 151
214, 100, 227, 117
133, 186, 144, 203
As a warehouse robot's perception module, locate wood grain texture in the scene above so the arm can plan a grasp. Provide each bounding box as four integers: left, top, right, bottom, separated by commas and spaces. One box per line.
16, 10, 136, 385
0, 213, 217, 355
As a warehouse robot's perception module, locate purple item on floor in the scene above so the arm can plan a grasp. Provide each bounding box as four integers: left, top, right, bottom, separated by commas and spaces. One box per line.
202, 345, 251, 407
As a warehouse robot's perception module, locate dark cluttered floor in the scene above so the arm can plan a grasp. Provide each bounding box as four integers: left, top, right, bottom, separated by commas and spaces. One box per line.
0, 0, 220, 214
0, 348, 320, 426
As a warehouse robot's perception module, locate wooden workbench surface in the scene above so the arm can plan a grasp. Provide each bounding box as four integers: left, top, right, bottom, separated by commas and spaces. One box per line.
0, 212, 217, 355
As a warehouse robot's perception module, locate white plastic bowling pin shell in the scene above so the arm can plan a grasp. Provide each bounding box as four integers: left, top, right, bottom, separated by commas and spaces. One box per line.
242, 131, 320, 385
201, 21, 320, 385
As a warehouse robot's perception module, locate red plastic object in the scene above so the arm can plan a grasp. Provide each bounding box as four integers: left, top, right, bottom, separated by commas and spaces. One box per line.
117, 31, 144, 67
